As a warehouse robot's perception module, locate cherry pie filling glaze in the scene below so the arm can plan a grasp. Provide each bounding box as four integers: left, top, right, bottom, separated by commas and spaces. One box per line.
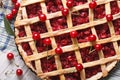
15, 0, 120, 80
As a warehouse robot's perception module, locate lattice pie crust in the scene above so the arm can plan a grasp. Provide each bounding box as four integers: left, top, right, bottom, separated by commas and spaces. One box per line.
14, 0, 120, 80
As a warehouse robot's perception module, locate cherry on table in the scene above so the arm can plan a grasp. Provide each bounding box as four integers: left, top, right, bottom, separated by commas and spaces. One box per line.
6, 14, 13, 20
16, 69, 23, 76
7, 53, 14, 60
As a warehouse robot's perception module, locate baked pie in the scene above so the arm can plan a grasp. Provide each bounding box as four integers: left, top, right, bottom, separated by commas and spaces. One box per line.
14, 0, 120, 80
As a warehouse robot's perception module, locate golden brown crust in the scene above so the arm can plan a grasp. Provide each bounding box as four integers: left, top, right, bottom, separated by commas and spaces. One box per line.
15, 0, 120, 80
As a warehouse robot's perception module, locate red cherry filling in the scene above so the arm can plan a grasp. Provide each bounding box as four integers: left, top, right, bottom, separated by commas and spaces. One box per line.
102, 43, 116, 58
36, 39, 52, 53
22, 43, 33, 56
45, 0, 63, 13
110, 1, 120, 15
64, 72, 81, 80
95, 23, 111, 39
77, 28, 92, 43
55, 33, 72, 47
85, 65, 101, 78
113, 19, 120, 35
80, 47, 99, 63
26, 3, 42, 18
94, 4, 105, 19
18, 26, 26, 37
50, 16, 67, 31
73, 0, 87, 6
41, 57, 56, 72
30, 22, 47, 34
60, 51, 77, 69
72, 9, 89, 26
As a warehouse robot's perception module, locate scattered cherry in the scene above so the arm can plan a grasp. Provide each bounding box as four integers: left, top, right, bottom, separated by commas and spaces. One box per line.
14, 2, 20, 9
75, 63, 83, 71
16, 69, 23, 76
12, 8, 17, 15
89, 1, 97, 9
6, 14, 13, 20
32, 32, 40, 40
94, 44, 102, 51
70, 31, 78, 38
62, 8, 69, 16
66, 0, 73, 8
11, 0, 17, 4
88, 34, 96, 42
43, 38, 51, 46
7, 53, 14, 60
55, 47, 63, 55
38, 14, 47, 22
106, 14, 113, 21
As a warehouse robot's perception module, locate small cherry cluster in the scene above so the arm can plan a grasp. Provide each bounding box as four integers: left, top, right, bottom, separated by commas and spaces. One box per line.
6, 0, 20, 20
7, 53, 23, 76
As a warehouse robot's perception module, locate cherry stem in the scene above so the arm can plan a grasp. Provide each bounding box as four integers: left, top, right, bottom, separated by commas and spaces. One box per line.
11, 60, 19, 67
47, 54, 56, 60
89, 48, 96, 54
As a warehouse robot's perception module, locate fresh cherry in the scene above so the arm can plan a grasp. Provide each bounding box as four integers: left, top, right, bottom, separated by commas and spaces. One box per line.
88, 34, 96, 42
106, 14, 113, 21
89, 1, 97, 9
11, 0, 17, 4
94, 44, 102, 51
6, 14, 13, 20
55, 47, 63, 55
12, 8, 17, 15
70, 31, 78, 38
75, 63, 83, 71
14, 2, 20, 9
62, 8, 69, 16
16, 69, 23, 76
66, 0, 73, 8
38, 14, 47, 22
7, 53, 14, 60
43, 38, 51, 46
32, 32, 40, 40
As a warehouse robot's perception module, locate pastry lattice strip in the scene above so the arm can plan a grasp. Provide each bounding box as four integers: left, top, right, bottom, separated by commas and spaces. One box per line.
15, 0, 120, 80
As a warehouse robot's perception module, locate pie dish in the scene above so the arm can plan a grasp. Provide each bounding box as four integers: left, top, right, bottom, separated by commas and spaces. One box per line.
14, 0, 120, 80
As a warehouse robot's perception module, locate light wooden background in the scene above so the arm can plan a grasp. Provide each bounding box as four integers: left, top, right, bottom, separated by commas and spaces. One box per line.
0, 0, 120, 80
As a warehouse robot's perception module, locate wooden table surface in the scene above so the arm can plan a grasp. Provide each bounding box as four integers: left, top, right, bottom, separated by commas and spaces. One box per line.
0, 0, 120, 80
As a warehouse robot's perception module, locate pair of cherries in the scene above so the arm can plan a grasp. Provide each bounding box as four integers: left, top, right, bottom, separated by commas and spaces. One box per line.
7, 53, 23, 76
6, 0, 20, 20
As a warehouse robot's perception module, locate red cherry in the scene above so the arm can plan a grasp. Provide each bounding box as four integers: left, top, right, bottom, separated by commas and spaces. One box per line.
70, 31, 78, 38
14, 2, 20, 9
38, 14, 47, 22
7, 53, 14, 60
106, 14, 113, 21
16, 69, 23, 76
89, 1, 97, 9
88, 34, 96, 42
75, 63, 83, 71
66, 0, 73, 8
6, 14, 13, 20
55, 47, 63, 55
43, 38, 51, 46
12, 8, 17, 15
94, 44, 102, 51
62, 8, 69, 16
32, 32, 40, 40
11, 0, 17, 4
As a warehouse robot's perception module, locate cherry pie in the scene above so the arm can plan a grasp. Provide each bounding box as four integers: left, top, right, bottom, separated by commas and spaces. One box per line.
14, 0, 120, 80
